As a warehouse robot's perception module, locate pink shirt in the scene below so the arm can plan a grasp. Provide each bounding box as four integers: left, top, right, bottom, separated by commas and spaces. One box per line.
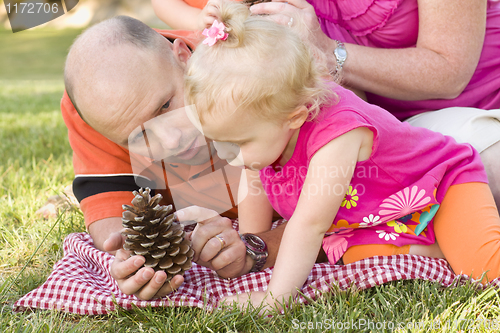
307, 0, 500, 120
259, 86, 487, 263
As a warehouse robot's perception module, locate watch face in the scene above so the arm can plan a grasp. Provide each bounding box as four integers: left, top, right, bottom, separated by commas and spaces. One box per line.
335, 47, 347, 61
243, 234, 266, 251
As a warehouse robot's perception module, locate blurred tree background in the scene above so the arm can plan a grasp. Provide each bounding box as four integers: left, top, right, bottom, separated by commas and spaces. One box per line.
1, 0, 169, 32
0, 0, 170, 80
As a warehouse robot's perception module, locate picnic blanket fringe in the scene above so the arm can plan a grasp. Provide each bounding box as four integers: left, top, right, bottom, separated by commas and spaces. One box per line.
13, 230, 500, 315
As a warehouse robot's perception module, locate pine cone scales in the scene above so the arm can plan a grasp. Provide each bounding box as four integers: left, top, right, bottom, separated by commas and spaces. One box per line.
121, 188, 194, 280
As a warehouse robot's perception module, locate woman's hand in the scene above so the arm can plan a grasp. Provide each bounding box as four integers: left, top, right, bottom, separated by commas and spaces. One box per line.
250, 0, 337, 72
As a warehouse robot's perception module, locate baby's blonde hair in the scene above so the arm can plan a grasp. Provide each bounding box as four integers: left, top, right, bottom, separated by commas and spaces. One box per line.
184, 1, 334, 124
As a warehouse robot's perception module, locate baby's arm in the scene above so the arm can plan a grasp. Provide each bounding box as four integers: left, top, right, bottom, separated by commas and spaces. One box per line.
266, 127, 373, 308
152, 0, 202, 30
237, 169, 274, 234
152, 0, 220, 31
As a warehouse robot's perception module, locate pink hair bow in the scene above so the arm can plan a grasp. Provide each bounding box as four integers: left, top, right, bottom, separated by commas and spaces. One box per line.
202, 20, 229, 46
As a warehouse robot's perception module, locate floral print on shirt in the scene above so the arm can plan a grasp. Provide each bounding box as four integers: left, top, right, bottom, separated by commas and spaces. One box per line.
379, 185, 432, 221
341, 185, 359, 209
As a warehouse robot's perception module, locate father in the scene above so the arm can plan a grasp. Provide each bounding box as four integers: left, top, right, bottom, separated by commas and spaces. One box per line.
63, 16, 295, 300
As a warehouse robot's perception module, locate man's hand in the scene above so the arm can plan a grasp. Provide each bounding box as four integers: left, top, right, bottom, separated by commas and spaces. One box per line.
103, 231, 184, 300
176, 206, 252, 278
97, 205, 253, 301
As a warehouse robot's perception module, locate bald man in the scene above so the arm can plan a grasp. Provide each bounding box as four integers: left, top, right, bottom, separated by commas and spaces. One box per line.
63, 16, 291, 300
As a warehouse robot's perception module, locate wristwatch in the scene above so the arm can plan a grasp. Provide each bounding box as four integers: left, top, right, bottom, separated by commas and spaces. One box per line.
333, 40, 347, 80
240, 233, 268, 272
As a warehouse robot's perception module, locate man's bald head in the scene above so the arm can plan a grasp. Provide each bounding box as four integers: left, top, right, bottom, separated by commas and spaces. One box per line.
64, 15, 172, 124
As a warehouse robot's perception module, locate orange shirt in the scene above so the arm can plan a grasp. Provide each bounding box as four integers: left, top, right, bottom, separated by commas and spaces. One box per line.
62, 29, 238, 228
184, 0, 209, 8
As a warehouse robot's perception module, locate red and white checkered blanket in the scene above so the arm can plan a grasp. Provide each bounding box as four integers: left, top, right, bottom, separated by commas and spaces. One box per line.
13, 227, 499, 315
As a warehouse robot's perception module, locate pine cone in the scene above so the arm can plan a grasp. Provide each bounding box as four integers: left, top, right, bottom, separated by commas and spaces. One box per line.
121, 188, 194, 280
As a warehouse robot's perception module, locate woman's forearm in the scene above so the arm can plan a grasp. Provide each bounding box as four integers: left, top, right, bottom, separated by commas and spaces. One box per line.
342, 43, 481, 101
340, 0, 487, 100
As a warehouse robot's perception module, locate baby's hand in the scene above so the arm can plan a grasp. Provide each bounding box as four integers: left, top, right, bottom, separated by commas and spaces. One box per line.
222, 291, 283, 315
196, 0, 222, 30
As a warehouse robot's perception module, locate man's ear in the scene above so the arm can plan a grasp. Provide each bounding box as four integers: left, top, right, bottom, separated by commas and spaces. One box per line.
172, 39, 191, 67
288, 105, 309, 129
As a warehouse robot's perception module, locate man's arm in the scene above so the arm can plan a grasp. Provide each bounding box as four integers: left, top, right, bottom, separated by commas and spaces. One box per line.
88, 217, 122, 253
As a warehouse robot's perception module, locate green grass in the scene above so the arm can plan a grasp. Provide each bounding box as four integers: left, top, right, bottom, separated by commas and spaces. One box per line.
1, 26, 500, 333
0, 27, 83, 80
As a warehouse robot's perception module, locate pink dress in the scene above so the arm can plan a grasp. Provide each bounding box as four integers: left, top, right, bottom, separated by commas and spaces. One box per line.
307, 0, 500, 120
259, 86, 487, 264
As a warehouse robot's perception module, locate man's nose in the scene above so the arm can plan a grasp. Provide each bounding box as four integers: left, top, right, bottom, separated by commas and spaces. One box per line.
157, 128, 182, 150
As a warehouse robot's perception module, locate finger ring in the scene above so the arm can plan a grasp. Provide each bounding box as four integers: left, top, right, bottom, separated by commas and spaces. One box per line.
288, 17, 294, 28
215, 234, 226, 249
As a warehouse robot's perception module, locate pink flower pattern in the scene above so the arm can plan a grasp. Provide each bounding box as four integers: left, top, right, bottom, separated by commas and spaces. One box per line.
378, 186, 431, 221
